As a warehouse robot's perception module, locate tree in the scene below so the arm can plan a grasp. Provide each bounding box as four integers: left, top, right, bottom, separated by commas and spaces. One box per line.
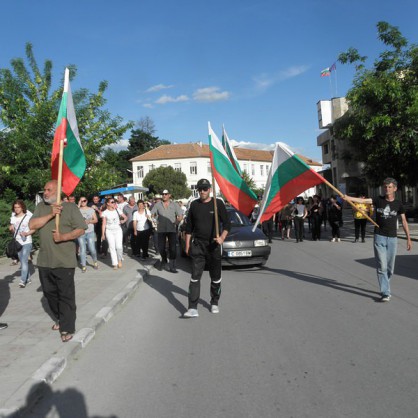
127, 126, 170, 160
142, 166, 192, 199
334, 21, 418, 186
0, 43, 133, 199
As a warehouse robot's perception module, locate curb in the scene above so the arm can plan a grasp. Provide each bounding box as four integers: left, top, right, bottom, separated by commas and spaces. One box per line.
0, 266, 151, 417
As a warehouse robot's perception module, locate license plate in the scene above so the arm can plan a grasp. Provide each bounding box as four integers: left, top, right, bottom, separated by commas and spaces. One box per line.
228, 250, 252, 257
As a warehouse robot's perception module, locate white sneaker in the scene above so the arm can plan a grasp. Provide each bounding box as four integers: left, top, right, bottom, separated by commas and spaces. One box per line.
183, 309, 199, 318
211, 305, 219, 314
337, 238, 341, 242
331, 238, 336, 242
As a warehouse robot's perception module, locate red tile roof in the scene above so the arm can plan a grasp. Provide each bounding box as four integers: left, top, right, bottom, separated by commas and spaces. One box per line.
130, 143, 321, 166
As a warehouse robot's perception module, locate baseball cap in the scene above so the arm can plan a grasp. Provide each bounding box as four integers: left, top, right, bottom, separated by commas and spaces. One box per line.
196, 179, 211, 189
162, 189, 169, 194
154, 194, 162, 199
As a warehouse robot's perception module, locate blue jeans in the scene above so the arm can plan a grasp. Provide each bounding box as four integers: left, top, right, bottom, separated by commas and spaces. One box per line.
18, 243, 32, 284
78, 231, 97, 266
374, 234, 397, 296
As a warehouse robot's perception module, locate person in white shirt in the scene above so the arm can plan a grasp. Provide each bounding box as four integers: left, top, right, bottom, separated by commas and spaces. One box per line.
133, 200, 153, 259
101, 198, 127, 270
9, 200, 35, 287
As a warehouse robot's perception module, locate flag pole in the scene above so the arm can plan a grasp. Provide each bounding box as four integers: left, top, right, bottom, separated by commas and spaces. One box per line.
211, 174, 220, 238
55, 138, 65, 232
322, 178, 378, 228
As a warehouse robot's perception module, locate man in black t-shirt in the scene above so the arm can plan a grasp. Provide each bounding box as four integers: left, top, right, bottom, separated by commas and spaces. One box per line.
347, 178, 412, 302
184, 179, 231, 318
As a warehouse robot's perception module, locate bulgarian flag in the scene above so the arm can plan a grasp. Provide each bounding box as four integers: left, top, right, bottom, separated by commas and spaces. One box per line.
252, 142, 324, 231
320, 67, 331, 77
209, 122, 257, 216
51, 68, 86, 196
222, 125, 243, 177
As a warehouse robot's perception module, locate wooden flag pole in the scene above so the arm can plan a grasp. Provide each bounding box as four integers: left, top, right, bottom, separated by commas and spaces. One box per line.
55, 138, 65, 232
211, 174, 220, 238
322, 178, 379, 228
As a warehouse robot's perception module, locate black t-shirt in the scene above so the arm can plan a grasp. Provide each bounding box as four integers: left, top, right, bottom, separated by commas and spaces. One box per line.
185, 198, 231, 241
373, 196, 405, 237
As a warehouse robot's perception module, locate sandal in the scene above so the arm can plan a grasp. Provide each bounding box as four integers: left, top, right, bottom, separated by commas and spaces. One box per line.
51, 323, 60, 331
60, 332, 73, 343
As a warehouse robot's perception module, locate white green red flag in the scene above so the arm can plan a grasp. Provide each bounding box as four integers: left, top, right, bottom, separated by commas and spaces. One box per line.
320, 68, 331, 77
51, 68, 86, 196
222, 125, 243, 177
208, 123, 257, 216
252, 142, 324, 231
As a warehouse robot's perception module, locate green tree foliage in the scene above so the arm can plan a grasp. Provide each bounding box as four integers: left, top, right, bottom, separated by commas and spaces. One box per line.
0, 43, 133, 199
127, 126, 170, 160
142, 166, 192, 199
334, 22, 418, 186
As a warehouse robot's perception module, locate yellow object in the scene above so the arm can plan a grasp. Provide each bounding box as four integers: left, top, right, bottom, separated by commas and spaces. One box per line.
353, 202, 372, 219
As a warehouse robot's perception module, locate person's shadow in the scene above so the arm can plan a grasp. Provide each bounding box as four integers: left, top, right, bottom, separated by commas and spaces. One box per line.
10, 381, 118, 417
262, 266, 381, 301
143, 272, 211, 316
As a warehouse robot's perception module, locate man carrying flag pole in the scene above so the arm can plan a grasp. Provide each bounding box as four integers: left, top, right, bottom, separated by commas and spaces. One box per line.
253, 142, 377, 231
29, 68, 87, 342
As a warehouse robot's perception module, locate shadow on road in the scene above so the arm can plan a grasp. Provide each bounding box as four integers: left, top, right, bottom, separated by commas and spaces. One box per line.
355, 254, 418, 281
12, 381, 117, 418
262, 267, 381, 301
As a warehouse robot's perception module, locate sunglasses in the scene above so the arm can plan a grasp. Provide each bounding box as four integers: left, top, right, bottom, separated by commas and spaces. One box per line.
198, 187, 209, 192
108, 201, 115, 204
81, 199, 87, 203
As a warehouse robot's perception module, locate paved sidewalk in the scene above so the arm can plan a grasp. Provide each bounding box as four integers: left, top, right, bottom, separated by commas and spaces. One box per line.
0, 249, 157, 417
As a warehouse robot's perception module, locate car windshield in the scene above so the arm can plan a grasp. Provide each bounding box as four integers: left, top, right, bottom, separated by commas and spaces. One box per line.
228, 209, 252, 226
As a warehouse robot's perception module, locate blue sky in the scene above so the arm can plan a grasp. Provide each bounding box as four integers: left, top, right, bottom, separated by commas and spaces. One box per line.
1, 0, 417, 161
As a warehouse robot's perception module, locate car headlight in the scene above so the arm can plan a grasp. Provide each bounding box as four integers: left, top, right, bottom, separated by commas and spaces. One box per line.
223, 241, 237, 248
254, 239, 268, 247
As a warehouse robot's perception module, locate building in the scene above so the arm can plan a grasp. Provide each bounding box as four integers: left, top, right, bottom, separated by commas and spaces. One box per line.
316, 97, 366, 197
130, 142, 322, 197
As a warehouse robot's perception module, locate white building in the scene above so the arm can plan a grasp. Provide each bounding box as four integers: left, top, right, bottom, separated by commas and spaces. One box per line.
130, 142, 322, 198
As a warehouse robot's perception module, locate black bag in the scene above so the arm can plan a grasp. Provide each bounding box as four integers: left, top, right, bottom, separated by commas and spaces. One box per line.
6, 215, 26, 258
6, 238, 23, 259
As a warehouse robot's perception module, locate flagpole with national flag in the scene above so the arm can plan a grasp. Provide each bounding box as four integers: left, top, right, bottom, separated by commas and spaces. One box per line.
253, 142, 377, 231
222, 125, 243, 177
208, 123, 257, 216
51, 68, 86, 230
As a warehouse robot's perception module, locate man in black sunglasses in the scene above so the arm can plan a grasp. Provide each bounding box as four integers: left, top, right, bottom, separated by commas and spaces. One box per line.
184, 179, 231, 318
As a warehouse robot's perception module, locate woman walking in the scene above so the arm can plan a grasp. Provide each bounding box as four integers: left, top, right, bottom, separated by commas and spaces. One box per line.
293, 197, 308, 243
133, 200, 153, 259
101, 198, 127, 270
77, 197, 98, 272
328, 195, 342, 242
9, 200, 35, 288
310, 195, 323, 241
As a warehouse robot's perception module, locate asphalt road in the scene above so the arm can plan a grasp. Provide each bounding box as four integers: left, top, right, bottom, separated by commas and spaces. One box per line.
26, 233, 418, 418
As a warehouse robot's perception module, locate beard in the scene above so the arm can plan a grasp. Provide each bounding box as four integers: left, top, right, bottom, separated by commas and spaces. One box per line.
43, 194, 57, 204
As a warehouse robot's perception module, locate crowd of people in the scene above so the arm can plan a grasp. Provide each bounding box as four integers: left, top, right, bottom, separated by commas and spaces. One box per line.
2, 177, 412, 335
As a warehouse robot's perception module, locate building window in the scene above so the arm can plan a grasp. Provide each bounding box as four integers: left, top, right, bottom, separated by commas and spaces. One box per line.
266, 165, 270, 174
260, 165, 264, 176
207, 162, 212, 174
137, 166, 144, 178
324, 144, 329, 154
175, 163, 181, 172
251, 164, 255, 176
190, 161, 197, 175
149, 164, 155, 171
243, 163, 248, 173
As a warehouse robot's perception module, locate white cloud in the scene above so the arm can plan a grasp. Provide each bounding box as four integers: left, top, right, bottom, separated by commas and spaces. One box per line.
155, 94, 189, 104
193, 87, 230, 102
145, 83, 174, 93
230, 139, 275, 151
253, 65, 310, 92
143, 103, 154, 108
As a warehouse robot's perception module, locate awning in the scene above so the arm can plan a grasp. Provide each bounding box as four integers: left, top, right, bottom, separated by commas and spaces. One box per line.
99, 185, 149, 196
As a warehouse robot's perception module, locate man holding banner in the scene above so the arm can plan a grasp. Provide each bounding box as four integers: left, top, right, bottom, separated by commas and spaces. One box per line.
30, 180, 86, 342
183, 179, 231, 318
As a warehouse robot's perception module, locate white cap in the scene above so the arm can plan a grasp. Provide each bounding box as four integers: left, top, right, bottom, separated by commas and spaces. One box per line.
162, 189, 169, 194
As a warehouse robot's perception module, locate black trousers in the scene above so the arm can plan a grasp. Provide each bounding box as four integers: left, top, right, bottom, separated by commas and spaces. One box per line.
262, 219, 274, 242
157, 232, 177, 262
294, 216, 304, 241
94, 221, 103, 254
127, 223, 137, 254
189, 239, 222, 309
38, 267, 76, 333
311, 214, 322, 240
354, 219, 367, 240
136, 228, 151, 257
329, 220, 340, 238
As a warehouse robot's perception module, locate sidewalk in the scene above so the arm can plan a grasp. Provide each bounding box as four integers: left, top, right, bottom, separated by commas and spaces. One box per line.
0, 249, 156, 417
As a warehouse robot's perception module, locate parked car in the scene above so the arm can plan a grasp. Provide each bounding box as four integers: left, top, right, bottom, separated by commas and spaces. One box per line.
178, 206, 271, 267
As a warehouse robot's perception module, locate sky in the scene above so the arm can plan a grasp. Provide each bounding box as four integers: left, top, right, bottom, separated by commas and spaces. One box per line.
1, 0, 417, 162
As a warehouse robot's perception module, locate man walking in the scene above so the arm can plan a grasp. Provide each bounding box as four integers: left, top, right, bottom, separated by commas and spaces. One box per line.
184, 179, 231, 317
151, 189, 183, 272
347, 178, 412, 302
30, 180, 87, 342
